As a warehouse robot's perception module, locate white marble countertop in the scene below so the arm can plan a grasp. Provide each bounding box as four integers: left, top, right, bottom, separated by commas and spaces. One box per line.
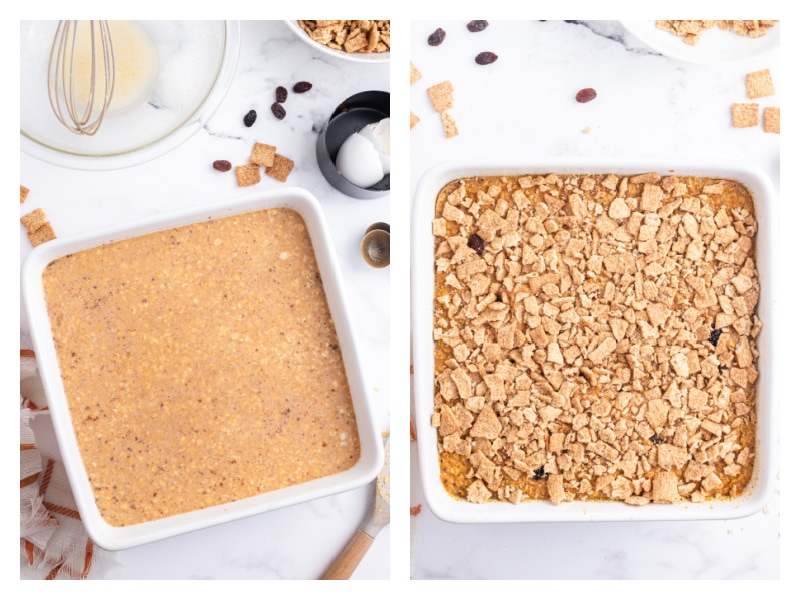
20, 20, 389, 580
409, 20, 781, 579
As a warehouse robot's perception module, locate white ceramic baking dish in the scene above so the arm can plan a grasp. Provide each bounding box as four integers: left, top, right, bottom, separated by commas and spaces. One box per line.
22, 187, 383, 550
412, 160, 776, 523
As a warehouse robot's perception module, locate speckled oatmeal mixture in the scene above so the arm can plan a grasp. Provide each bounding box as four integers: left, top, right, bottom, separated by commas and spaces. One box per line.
43, 208, 360, 526
431, 173, 760, 505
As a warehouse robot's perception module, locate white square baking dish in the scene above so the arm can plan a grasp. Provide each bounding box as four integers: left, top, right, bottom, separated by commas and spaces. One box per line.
412, 159, 776, 523
22, 187, 383, 550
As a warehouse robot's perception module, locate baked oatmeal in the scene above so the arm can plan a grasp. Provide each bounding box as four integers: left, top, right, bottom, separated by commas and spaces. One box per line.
431, 173, 760, 505
42, 208, 361, 526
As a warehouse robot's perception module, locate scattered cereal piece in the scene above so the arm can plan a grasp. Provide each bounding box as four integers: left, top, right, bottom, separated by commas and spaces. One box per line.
20, 185, 29, 203
441, 112, 458, 138
235, 164, 261, 187
249, 142, 276, 167
21, 208, 56, 247
28, 222, 57, 247
746, 69, 775, 99
410, 111, 420, 130
763, 107, 780, 133
265, 154, 294, 182
732, 103, 759, 128
410, 62, 422, 85
20, 208, 47, 232
427, 80, 454, 113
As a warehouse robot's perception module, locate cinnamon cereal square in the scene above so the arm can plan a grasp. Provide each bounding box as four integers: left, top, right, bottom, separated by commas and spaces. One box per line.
20, 208, 47, 232
20, 185, 29, 203
265, 154, 294, 182
732, 103, 759, 128
249, 142, 276, 168
410, 111, 420, 130
427, 81, 454, 113
745, 69, 775, 99
28, 222, 57, 247
235, 164, 261, 187
763, 107, 780, 133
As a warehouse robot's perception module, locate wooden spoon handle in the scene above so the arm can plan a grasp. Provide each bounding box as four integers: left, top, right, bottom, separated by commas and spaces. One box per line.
321, 529, 374, 580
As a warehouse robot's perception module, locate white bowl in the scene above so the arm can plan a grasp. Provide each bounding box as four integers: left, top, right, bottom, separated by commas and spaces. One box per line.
620, 20, 779, 65
412, 159, 776, 523
20, 20, 240, 170
285, 20, 390, 64
21, 187, 383, 550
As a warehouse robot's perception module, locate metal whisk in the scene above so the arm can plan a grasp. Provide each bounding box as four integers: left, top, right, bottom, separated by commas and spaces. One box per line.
47, 20, 115, 136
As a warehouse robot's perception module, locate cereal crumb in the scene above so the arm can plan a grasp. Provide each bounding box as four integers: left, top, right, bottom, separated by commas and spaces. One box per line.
763, 107, 780, 133
265, 154, 294, 182
427, 81, 454, 113
20, 185, 29, 203
732, 103, 759, 128
235, 164, 261, 187
410, 419, 417, 441
410, 504, 422, 516
441, 111, 459, 138
410, 111, 420, 130
410, 62, 422, 85
746, 69, 775, 99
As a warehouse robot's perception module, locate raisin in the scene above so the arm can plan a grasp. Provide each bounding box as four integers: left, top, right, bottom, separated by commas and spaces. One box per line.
709, 328, 723, 347
275, 86, 288, 103
575, 88, 597, 103
243, 109, 257, 127
467, 20, 489, 32
467, 233, 485, 255
293, 81, 313, 93
532, 466, 547, 480
428, 27, 446, 46
650, 434, 665, 445
475, 51, 498, 65
271, 102, 286, 120
212, 160, 231, 172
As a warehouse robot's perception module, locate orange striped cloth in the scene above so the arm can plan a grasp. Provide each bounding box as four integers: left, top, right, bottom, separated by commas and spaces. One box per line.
20, 350, 113, 579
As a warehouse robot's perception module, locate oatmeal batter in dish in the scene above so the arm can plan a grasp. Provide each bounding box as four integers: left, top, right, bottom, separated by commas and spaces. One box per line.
431, 173, 760, 506
43, 208, 360, 527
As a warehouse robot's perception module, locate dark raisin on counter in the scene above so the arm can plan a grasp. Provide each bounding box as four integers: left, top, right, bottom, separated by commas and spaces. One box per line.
649, 434, 665, 445
467, 20, 489, 32
532, 466, 547, 480
271, 102, 286, 120
709, 328, 723, 347
475, 51, 498, 65
243, 109, 257, 127
293, 81, 313, 93
467, 233, 485, 255
212, 160, 232, 172
575, 88, 597, 103
428, 27, 446, 46
275, 86, 288, 103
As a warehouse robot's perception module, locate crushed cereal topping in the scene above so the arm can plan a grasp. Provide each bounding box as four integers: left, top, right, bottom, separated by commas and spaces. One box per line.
432, 172, 759, 506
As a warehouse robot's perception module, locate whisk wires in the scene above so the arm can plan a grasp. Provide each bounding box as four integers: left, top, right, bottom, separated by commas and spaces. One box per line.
48, 20, 115, 136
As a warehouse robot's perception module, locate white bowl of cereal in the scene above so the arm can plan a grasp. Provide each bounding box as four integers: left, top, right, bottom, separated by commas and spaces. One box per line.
285, 20, 390, 63
22, 187, 383, 549
412, 159, 776, 522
